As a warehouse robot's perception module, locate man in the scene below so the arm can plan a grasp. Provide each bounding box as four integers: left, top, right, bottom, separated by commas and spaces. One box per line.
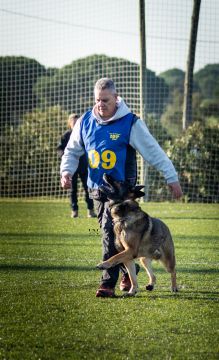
60, 78, 183, 297
57, 113, 96, 218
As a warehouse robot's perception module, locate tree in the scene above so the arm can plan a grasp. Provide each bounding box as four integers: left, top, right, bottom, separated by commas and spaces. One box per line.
0, 106, 68, 197
160, 89, 184, 138
159, 64, 219, 137
34, 54, 169, 116
167, 122, 219, 202
194, 64, 219, 99
159, 68, 185, 92
0, 56, 46, 130
193, 64, 219, 123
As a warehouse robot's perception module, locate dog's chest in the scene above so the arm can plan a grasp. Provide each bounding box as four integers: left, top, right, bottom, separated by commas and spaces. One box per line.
113, 215, 150, 250
114, 216, 143, 236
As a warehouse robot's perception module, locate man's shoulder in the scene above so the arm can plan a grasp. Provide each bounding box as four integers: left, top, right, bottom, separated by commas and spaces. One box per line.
131, 113, 139, 124
81, 110, 92, 120
120, 112, 139, 122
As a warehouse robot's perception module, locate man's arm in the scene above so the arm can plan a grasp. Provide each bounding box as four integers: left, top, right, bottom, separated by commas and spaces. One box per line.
130, 119, 183, 199
61, 172, 72, 189
168, 182, 183, 199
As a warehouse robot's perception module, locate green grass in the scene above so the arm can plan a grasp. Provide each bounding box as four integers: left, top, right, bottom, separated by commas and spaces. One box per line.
0, 200, 219, 360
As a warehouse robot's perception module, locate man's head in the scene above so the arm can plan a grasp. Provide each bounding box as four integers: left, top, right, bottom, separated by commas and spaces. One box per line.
94, 78, 118, 120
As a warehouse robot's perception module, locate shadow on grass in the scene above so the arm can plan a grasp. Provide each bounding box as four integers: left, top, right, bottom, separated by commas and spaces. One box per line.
140, 290, 219, 302
177, 267, 219, 274
0, 263, 94, 272
0, 242, 98, 247
113, 289, 219, 302
1, 233, 219, 242
160, 217, 219, 220
145, 267, 219, 274
0, 263, 218, 275
0, 233, 98, 239
175, 235, 219, 241
0, 233, 100, 246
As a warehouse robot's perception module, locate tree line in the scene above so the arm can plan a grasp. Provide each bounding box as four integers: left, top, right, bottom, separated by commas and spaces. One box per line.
0, 55, 218, 202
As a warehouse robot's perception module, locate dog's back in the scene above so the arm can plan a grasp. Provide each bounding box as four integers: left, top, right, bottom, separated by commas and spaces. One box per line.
113, 204, 175, 266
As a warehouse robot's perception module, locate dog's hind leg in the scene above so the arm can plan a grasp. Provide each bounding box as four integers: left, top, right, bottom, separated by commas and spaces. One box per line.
170, 271, 178, 292
160, 253, 178, 292
140, 257, 156, 291
124, 260, 138, 296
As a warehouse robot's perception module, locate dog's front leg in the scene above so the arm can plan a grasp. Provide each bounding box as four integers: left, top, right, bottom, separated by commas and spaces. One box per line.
96, 248, 134, 270
140, 257, 156, 291
124, 260, 138, 296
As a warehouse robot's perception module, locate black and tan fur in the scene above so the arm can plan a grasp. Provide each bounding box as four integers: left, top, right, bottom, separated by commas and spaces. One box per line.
96, 174, 178, 296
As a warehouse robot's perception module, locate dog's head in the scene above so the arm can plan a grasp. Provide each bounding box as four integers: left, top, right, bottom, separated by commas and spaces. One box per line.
111, 199, 140, 219
99, 173, 145, 203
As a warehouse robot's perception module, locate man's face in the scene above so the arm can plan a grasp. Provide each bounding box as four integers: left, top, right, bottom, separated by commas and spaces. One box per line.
94, 89, 117, 120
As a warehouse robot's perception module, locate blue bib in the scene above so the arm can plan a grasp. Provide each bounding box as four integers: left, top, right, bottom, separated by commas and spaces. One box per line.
81, 111, 135, 189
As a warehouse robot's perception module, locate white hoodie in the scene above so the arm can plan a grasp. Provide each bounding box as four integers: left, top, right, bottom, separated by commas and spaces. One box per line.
60, 97, 178, 184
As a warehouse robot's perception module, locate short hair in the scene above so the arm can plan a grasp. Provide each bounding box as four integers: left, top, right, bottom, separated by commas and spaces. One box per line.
94, 78, 117, 94
68, 113, 78, 120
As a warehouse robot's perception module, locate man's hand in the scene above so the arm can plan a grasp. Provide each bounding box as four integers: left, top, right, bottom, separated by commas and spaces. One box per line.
168, 182, 183, 199
61, 173, 72, 189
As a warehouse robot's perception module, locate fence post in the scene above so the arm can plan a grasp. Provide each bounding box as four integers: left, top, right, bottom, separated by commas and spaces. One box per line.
139, 0, 148, 201
182, 0, 201, 130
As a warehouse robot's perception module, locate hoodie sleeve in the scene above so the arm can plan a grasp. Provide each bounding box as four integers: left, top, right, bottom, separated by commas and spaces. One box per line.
60, 117, 85, 176
129, 119, 178, 184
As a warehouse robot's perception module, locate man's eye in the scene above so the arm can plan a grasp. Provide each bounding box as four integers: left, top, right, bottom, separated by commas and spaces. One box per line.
96, 99, 108, 103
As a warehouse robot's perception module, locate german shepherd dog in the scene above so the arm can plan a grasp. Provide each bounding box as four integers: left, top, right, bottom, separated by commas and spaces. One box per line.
96, 174, 178, 296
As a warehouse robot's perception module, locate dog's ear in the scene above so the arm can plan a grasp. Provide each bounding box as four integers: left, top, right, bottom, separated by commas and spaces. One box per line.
100, 174, 145, 201
99, 173, 118, 200
99, 183, 116, 199
134, 185, 145, 192
103, 174, 130, 197
103, 173, 119, 189
99, 177, 121, 201
100, 173, 130, 201
128, 185, 145, 200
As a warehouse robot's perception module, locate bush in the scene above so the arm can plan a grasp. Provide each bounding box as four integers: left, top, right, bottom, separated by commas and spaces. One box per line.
167, 122, 219, 202
0, 106, 68, 197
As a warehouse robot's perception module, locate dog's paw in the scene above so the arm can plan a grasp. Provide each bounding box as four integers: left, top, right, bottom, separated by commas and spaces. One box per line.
96, 262, 111, 270
96, 263, 105, 270
146, 284, 154, 291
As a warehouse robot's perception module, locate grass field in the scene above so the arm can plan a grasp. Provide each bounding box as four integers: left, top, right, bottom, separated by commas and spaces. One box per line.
0, 200, 219, 360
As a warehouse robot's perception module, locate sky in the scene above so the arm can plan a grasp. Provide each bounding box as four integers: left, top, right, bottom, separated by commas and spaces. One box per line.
0, 0, 218, 74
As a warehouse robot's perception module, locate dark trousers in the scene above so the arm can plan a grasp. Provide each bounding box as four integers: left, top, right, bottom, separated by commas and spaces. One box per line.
93, 194, 126, 288
71, 171, 94, 211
